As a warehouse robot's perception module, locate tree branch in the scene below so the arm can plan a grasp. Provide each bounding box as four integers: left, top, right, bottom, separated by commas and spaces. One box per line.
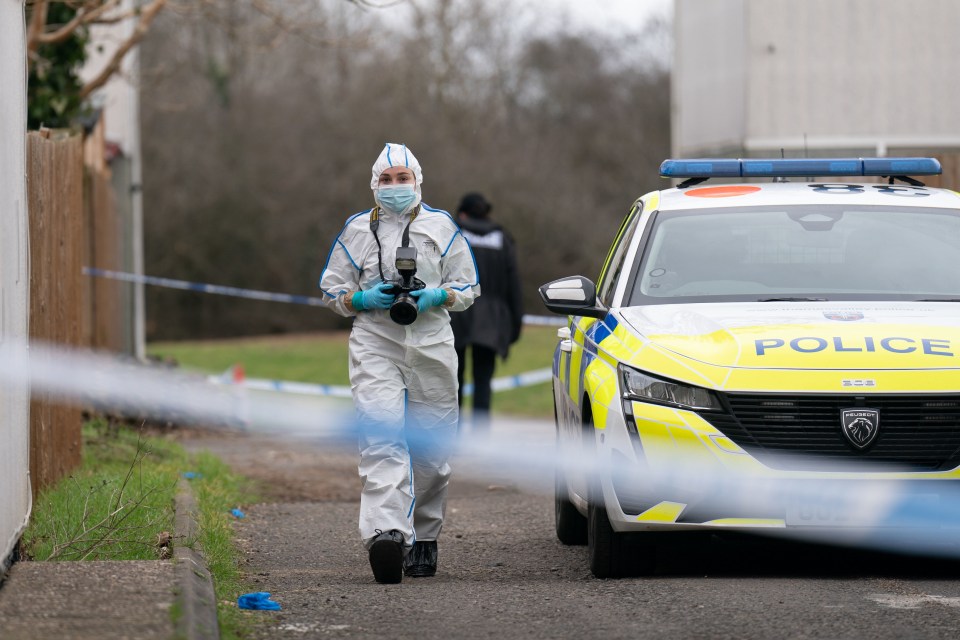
248, 0, 342, 49
26, 0, 51, 53
87, 7, 142, 25
79, 0, 168, 101
35, 0, 122, 46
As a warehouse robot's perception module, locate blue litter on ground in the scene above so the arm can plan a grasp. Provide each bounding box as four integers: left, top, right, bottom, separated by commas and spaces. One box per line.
181, 471, 203, 480
230, 508, 246, 518
238, 592, 281, 610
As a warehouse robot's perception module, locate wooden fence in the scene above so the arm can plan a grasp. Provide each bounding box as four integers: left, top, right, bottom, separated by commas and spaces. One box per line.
26, 130, 85, 492
26, 124, 128, 495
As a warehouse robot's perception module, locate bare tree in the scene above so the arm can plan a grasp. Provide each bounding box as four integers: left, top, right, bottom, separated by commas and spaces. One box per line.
139, 0, 673, 339
26, 0, 377, 128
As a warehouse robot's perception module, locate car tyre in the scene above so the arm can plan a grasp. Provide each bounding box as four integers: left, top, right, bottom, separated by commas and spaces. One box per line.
588, 489, 656, 578
555, 468, 588, 545
554, 395, 588, 545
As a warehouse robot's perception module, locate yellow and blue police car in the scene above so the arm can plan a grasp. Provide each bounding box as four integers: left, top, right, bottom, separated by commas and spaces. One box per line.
539, 158, 960, 577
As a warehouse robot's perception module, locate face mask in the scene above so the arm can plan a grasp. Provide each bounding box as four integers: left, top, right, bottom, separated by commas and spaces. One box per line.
377, 184, 417, 214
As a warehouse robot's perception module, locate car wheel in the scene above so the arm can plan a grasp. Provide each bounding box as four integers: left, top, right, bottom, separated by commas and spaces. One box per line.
588, 488, 656, 578
555, 467, 588, 545
554, 394, 588, 545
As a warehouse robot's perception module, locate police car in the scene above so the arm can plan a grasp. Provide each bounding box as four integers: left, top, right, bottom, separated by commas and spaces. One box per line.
539, 158, 960, 577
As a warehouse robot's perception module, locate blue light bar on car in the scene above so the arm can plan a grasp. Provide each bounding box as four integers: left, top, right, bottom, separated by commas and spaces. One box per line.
660, 158, 942, 178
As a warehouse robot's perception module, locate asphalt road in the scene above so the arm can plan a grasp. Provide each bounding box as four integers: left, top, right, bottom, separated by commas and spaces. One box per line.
184, 424, 960, 640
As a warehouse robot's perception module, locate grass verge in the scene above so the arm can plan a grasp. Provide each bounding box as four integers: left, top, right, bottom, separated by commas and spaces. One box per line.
23, 420, 185, 561
190, 450, 263, 639
22, 419, 260, 638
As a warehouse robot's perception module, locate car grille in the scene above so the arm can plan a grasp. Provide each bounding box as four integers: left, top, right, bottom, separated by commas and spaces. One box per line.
703, 393, 960, 472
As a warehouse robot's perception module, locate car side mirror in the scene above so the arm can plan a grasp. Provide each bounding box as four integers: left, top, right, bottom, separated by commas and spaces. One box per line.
538, 276, 607, 319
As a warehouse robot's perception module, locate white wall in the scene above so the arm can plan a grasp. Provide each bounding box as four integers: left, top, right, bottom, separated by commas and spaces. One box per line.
0, 0, 32, 572
674, 0, 960, 156
672, 0, 747, 157
81, 4, 138, 154
81, 0, 145, 360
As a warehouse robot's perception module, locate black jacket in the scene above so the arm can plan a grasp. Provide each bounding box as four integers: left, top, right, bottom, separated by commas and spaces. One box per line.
451, 216, 523, 358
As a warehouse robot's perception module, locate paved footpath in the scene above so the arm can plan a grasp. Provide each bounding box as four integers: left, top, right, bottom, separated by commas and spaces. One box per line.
0, 477, 213, 640
0, 560, 175, 640
187, 426, 960, 640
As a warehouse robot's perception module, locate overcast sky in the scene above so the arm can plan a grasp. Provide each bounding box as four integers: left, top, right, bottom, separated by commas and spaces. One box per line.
359, 0, 673, 38
550, 0, 672, 34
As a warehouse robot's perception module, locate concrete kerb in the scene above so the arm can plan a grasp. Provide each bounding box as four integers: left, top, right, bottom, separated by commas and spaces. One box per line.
174, 479, 220, 640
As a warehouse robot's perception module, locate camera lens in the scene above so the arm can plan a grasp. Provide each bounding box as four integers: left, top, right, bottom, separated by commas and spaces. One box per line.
389, 295, 419, 325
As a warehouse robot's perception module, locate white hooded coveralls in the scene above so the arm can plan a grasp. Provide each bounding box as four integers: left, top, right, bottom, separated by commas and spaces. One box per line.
319, 144, 479, 550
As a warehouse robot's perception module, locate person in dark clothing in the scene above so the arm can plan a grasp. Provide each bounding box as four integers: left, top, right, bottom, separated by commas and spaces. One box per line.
451, 192, 523, 431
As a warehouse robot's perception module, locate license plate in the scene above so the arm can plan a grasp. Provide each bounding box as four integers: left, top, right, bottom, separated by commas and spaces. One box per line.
786, 500, 866, 527
786, 494, 939, 528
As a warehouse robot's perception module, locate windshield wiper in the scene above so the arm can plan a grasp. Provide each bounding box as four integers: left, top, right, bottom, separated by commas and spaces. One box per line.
756, 297, 829, 302
914, 298, 960, 302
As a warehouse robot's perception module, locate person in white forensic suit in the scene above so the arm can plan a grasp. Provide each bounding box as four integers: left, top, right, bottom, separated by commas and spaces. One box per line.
318, 143, 479, 584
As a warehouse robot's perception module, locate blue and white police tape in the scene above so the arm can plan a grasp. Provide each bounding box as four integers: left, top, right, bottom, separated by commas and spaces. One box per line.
11, 341, 960, 558
83, 267, 566, 326
520, 315, 566, 327
208, 366, 553, 398
83, 267, 327, 307
475, 367, 553, 395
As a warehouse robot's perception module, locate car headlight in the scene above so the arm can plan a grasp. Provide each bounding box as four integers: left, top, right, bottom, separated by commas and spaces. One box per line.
619, 365, 722, 412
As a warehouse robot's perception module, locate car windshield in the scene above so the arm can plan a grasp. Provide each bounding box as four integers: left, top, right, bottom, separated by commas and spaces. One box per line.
629, 205, 960, 305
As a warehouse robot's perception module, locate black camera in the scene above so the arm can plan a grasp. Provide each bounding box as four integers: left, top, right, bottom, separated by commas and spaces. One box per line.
383, 246, 425, 325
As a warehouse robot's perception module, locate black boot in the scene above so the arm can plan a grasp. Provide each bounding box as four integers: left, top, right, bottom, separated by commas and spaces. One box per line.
369, 530, 404, 584
403, 541, 438, 577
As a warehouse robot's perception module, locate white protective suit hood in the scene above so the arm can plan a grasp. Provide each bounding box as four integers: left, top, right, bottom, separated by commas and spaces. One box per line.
371, 142, 423, 215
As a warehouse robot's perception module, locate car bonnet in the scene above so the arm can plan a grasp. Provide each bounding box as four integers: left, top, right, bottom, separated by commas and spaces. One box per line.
616, 302, 960, 371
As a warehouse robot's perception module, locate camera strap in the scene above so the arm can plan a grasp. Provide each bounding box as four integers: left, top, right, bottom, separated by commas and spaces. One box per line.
369, 205, 420, 283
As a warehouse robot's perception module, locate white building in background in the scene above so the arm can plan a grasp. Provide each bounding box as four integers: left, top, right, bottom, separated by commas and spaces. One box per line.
672, 0, 960, 159
81, 0, 146, 360
0, 0, 32, 575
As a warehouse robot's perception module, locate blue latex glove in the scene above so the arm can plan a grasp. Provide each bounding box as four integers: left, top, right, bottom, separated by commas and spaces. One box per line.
410, 287, 448, 313
352, 282, 396, 311
237, 592, 282, 610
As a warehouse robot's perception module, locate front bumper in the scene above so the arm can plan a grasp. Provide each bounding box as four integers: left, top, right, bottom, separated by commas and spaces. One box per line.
601, 399, 960, 535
